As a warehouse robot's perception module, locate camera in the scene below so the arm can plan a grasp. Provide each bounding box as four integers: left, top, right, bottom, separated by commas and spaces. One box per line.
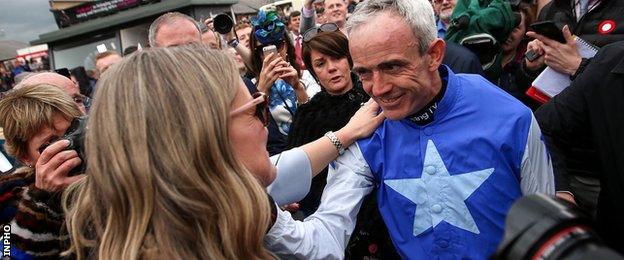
62, 116, 87, 176
213, 13, 234, 34
492, 194, 623, 260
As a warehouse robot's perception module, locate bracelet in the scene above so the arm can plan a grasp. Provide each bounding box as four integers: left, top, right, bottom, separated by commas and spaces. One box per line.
324, 131, 346, 155
228, 38, 239, 48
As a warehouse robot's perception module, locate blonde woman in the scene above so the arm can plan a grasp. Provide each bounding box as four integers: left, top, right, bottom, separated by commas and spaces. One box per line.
0, 84, 84, 258
64, 45, 275, 259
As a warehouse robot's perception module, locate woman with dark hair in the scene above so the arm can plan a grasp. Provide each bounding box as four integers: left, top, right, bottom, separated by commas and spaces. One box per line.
248, 10, 309, 155
285, 24, 401, 259
287, 25, 368, 216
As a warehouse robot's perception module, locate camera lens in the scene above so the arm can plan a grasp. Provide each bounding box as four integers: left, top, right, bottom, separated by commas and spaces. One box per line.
213, 14, 234, 34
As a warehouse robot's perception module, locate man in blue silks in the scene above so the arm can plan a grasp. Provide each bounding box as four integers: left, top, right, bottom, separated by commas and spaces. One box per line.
265, 0, 554, 259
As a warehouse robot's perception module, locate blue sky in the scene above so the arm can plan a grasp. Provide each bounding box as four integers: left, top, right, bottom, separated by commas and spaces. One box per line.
0, 0, 59, 44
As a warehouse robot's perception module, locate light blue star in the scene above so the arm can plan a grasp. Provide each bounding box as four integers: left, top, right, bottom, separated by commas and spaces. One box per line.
384, 140, 494, 236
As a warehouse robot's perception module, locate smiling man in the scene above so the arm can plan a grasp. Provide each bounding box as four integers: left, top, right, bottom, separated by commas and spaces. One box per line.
329, 0, 555, 258
301, 0, 348, 34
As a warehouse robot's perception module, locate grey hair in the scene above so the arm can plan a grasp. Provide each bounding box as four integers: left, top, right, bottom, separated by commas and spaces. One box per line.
346, 0, 437, 54
148, 12, 202, 47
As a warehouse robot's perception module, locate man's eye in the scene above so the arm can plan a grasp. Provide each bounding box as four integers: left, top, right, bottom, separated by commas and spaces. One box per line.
380, 64, 402, 73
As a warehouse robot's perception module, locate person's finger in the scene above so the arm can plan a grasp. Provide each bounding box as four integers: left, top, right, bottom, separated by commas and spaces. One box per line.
45, 150, 79, 172
55, 157, 82, 178
37, 139, 70, 166
562, 25, 575, 44
526, 32, 559, 47
263, 53, 275, 66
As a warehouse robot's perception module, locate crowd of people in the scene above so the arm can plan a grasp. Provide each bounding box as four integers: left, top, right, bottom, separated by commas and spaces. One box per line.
1, 0, 623, 258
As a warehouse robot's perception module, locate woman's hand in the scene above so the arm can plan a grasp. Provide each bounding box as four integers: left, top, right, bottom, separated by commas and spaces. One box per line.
275, 61, 301, 89
335, 99, 386, 146
257, 53, 285, 93
35, 139, 84, 192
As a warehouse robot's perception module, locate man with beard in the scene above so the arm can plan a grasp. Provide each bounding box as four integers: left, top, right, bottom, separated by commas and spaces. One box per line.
433, 0, 456, 38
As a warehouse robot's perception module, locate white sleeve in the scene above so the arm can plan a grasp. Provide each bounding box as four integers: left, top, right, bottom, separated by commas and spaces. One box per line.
264, 143, 374, 259
520, 114, 555, 195
267, 148, 313, 206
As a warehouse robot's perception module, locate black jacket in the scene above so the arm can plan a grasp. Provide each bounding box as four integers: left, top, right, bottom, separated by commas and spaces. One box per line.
539, 0, 624, 47
535, 41, 624, 251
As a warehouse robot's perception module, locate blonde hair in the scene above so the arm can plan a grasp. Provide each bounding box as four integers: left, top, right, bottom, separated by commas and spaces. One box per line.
63, 45, 273, 259
0, 84, 81, 161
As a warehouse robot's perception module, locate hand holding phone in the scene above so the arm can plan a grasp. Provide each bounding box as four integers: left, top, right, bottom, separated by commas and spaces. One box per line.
528, 21, 566, 43
263, 45, 278, 61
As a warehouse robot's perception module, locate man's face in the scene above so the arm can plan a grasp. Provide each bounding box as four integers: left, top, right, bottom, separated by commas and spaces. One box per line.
289, 15, 301, 34
434, 0, 457, 22
155, 19, 201, 47
96, 54, 122, 75
350, 13, 441, 120
324, 0, 347, 26
21, 72, 87, 114
236, 27, 253, 48
201, 31, 220, 49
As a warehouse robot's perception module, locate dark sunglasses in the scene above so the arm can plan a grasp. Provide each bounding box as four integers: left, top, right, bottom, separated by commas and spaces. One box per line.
230, 92, 270, 127
303, 23, 339, 42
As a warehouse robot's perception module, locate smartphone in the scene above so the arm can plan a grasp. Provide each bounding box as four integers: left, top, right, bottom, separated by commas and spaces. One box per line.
525, 50, 541, 62
528, 21, 566, 43
262, 45, 278, 61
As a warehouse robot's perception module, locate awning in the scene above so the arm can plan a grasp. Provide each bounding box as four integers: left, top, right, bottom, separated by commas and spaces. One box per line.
0, 40, 29, 61
31, 0, 237, 45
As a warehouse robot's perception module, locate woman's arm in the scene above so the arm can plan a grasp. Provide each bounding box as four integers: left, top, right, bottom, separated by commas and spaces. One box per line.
301, 99, 384, 176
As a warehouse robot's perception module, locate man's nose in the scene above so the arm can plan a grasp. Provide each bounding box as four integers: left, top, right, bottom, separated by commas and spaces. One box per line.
371, 71, 392, 97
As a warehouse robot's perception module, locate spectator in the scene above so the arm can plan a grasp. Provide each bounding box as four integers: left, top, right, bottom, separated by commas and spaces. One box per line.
287, 28, 368, 215
495, 3, 541, 109
20, 72, 87, 114
95, 50, 122, 76
524, 0, 624, 216
148, 12, 202, 47
249, 10, 308, 155
235, 22, 253, 49
70, 66, 93, 98
0, 84, 84, 258
265, 0, 554, 258
288, 11, 305, 69
535, 41, 624, 252
433, 0, 456, 38
200, 22, 222, 49
301, 0, 348, 34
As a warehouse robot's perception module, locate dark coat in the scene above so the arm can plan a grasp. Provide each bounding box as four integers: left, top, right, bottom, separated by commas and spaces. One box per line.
535, 41, 624, 251
539, 0, 624, 47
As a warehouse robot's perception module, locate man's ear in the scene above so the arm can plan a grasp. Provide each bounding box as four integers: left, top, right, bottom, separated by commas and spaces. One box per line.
427, 39, 446, 72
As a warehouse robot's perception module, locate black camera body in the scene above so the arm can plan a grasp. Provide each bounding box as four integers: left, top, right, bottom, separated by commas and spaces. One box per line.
62, 116, 87, 176
213, 13, 234, 34
493, 194, 623, 260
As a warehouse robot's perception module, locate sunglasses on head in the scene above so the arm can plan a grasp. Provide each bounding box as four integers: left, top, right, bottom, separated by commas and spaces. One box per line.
230, 92, 270, 127
303, 23, 339, 42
